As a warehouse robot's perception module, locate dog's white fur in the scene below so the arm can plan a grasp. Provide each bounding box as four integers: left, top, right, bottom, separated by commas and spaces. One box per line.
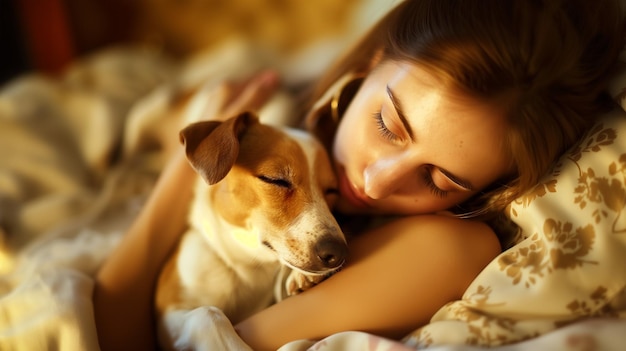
154, 112, 346, 350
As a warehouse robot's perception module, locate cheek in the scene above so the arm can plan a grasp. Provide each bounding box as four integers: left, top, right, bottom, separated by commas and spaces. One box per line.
333, 118, 372, 173
332, 85, 382, 168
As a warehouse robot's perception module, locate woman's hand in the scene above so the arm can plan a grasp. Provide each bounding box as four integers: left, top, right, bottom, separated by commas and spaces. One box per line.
210, 70, 281, 120
157, 70, 281, 159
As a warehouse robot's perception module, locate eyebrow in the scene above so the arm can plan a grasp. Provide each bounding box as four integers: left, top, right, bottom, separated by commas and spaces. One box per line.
386, 85, 415, 140
438, 168, 475, 191
386, 85, 475, 191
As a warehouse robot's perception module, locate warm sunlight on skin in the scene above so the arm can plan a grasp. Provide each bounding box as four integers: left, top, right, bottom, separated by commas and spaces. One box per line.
332, 60, 513, 215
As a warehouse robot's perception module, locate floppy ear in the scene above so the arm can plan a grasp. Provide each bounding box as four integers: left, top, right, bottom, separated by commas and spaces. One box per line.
179, 112, 259, 184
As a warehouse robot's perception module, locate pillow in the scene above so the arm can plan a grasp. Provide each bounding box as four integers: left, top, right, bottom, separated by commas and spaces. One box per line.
402, 94, 626, 348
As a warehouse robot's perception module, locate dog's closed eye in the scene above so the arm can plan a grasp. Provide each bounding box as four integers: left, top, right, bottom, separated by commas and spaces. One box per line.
325, 188, 339, 196
257, 175, 292, 189
324, 187, 339, 207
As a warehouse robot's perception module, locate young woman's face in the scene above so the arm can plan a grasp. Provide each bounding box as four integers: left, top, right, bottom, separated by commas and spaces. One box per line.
332, 60, 512, 215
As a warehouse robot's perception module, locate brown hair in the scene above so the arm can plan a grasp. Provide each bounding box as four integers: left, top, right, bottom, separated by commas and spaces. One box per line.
304, 0, 625, 223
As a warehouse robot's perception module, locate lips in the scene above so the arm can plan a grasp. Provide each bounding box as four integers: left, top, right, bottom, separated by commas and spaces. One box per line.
337, 167, 371, 209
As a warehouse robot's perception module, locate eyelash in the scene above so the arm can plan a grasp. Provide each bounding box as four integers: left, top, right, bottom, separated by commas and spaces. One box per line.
372, 112, 398, 141
373, 112, 448, 199
422, 167, 449, 198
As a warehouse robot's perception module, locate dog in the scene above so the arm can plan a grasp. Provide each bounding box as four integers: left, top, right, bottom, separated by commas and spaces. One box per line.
154, 111, 347, 350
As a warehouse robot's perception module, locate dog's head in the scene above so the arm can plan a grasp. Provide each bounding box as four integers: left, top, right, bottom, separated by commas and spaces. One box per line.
180, 112, 346, 274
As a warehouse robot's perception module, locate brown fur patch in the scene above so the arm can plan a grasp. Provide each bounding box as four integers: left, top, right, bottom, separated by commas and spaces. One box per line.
211, 124, 312, 229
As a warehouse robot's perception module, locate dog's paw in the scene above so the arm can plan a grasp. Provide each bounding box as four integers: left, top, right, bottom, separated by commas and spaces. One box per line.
174, 306, 253, 351
285, 270, 327, 296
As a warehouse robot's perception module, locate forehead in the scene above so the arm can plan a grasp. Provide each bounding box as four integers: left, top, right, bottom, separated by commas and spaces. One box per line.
237, 125, 303, 167
375, 60, 513, 187
238, 125, 331, 175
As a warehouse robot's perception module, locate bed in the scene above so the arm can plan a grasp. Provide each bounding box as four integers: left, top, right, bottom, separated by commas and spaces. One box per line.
1, 3, 626, 350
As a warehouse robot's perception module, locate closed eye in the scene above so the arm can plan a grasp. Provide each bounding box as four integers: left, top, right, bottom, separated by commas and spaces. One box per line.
372, 112, 398, 141
422, 167, 448, 198
325, 187, 339, 195
324, 187, 340, 208
257, 175, 292, 189
422, 173, 448, 198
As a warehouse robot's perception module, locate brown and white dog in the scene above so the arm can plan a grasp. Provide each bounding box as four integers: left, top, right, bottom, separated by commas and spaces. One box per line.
154, 112, 347, 350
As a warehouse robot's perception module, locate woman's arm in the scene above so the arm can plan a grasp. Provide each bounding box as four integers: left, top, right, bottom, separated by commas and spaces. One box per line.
93, 71, 281, 351
93, 151, 195, 351
235, 214, 501, 351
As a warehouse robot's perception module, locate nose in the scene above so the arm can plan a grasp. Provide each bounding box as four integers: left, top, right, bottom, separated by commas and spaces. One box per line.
363, 157, 408, 199
315, 235, 348, 270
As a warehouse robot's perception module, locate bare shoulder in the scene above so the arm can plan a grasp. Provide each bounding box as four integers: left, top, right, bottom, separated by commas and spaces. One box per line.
360, 214, 501, 251
390, 214, 500, 249
350, 214, 501, 295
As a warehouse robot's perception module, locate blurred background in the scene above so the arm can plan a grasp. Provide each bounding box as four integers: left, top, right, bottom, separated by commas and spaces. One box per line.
0, 0, 397, 251
0, 0, 395, 85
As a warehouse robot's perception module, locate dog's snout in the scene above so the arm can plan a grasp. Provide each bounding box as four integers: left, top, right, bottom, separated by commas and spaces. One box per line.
315, 237, 347, 269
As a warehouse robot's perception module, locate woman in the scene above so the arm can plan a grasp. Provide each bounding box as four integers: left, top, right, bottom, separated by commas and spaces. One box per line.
94, 1, 625, 350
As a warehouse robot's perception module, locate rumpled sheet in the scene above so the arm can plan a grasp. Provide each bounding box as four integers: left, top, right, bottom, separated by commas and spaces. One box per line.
0, 45, 179, 351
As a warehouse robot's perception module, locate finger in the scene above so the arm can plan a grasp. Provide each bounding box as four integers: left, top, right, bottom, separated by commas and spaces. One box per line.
224, 70, 280, 113
225, 70, 279, 101
221, 70, 281, 117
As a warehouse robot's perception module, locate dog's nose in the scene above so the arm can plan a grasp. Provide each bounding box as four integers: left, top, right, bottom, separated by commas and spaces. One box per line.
315, 237, 347, 269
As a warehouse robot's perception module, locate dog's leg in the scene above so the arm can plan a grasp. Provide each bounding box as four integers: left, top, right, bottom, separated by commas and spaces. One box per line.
164, 307, 253, 351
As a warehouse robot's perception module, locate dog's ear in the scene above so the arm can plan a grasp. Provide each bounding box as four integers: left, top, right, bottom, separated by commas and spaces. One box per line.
179, 112, 259, 184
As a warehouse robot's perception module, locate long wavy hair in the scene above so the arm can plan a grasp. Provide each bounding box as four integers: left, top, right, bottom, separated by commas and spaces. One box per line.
303, 0, 625, 228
